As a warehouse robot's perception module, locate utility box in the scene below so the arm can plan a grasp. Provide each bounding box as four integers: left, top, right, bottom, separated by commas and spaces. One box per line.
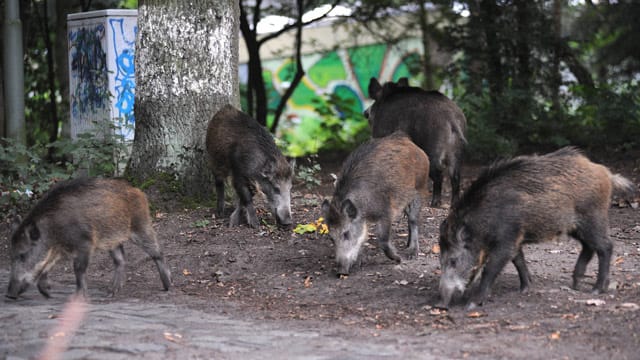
67, 9, 137, 141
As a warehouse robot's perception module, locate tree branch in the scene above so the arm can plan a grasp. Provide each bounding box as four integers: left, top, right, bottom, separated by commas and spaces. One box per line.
270, 0, 306, 133
258, 0, 342, 46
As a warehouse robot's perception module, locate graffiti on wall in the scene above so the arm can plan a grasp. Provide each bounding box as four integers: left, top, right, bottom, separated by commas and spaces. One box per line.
68, 13, 137, 141
243, 38, 422, 124
69, 24, 109, 121
109, 17, 137, 139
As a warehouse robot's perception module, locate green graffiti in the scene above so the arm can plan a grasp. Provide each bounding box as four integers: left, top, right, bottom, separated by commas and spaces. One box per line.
347, 44, 388, 94
308, 51, 347, 87
392, 53, 420, 81
333, 85, 363, 114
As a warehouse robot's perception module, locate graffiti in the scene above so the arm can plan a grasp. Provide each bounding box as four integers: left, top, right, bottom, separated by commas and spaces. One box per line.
245, 39, 421, 123
109, 18, 137, 133
69, 24, 109, 119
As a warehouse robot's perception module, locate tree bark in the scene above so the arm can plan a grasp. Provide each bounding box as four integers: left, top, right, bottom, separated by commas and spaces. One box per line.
418, 1, 434, 90
128, 0, 239, 198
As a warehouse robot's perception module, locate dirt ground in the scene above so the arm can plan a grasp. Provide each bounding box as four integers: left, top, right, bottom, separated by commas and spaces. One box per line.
1, 152, 640, 359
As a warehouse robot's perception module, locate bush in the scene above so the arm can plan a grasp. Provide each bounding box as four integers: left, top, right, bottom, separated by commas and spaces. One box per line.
1, 121, 130, 216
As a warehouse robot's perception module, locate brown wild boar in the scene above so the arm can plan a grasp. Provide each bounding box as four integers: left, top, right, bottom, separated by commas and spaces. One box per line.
6, 178, 172, 299
438, 147, 637, 309
365, 77, 467, 207
322, 132, 430, 275
206, 105, 294, 228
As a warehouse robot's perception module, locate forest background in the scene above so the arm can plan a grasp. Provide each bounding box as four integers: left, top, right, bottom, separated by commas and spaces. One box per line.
1, 0, 639, 209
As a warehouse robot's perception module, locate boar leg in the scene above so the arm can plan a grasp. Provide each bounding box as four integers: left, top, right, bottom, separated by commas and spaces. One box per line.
34, 249, 62, 298
404, 197, 421, 259
36, 273, 51, 299
592, 240, 613, 293
466, 246, 513, 309
109, 244, 126, 296
572, 223, 612, 293
512, 249, 532, 292
133, 230, 172, 291
571, 244, 594, 291
376, 219, 401, 263
215, 177, 226, 216
73, 252, 91, 298
231, 177, 259, 228
450, 164, 461, 206
430, 169, 443, 208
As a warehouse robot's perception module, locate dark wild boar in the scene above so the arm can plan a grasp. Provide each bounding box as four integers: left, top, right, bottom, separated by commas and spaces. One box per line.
322, 132, 430, 275
438, 147, 637, 309
365, 77, 466, 208
206, 105, 294, 228
6, 178, 172, 300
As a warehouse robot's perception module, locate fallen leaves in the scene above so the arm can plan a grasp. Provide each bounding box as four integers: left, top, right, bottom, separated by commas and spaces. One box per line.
431, 244, 441, 254
585, 299, 606, 306
429, 308, 447, 316
618, 302, 640, 311
573, 298, 606, 306
163, 332, 183, 343
293, 217, 329, 235
304, 276, 313, 288
466, 311, 487, 318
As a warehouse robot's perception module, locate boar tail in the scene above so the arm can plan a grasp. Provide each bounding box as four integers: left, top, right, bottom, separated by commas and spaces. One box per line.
610, 173, 638, 200
450, 120, 467, 145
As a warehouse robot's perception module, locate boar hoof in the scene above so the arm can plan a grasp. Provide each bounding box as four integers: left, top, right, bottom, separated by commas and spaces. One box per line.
465, 301, 481, 311
590, 287, 605, 295
38, 286, 51, 299
37, 281, 51, 299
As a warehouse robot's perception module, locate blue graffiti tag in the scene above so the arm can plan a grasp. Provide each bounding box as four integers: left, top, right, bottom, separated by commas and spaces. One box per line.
109, 18, 136, 131
69, 24, 109, 118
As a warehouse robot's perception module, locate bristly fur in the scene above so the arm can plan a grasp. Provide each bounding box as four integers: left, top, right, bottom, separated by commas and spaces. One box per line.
12, 178, 129, 245
379, 82, 445, 103
453, 147, 585, 217
11, 178, 87, 246
452, 157, 527, 218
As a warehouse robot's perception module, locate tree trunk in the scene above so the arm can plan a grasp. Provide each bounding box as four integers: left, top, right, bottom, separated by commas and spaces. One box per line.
128, 0, 240, 198
550, 0, 563, 115
480, 0, 503, 112
54, 0, 77, 141
418, 1, 434, 90
239, 0, 267, 126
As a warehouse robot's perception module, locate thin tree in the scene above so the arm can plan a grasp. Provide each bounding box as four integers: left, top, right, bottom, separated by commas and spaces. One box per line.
240, 0, 341, 131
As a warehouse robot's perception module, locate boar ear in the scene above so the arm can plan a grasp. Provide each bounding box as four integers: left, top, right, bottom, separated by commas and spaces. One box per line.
456, 224, 470, 244
396, 77, 409, 87
11, 216, 22, 233
341, 199, 358, 220
368, 77, 382, 100
330, 173, 338, 188
260, 162, 275, 179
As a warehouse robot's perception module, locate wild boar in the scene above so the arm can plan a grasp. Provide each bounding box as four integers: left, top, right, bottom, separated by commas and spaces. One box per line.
206, 105, 294, 228
7, 177, 172, 299
322, 132, 430, 275
438, 147, 637, 309
365, 77, 466, 208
